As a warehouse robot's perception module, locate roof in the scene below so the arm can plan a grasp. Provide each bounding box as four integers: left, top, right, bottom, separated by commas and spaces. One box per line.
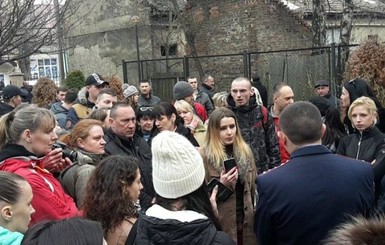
281, 0, 385, 15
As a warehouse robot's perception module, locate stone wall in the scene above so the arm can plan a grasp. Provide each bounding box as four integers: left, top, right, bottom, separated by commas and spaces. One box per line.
66, 0, 153, 84
185, 0, 313, 91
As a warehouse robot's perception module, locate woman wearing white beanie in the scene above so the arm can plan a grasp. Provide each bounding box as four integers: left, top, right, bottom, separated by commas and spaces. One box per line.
136, 131, 235, 245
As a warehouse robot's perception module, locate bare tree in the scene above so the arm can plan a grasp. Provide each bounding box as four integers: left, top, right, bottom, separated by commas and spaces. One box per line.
339, 0, 354, 68
145, 0, 205, 79
312, 0, 327, 47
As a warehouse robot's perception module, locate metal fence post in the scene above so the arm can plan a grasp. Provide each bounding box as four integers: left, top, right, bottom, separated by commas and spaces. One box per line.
247, 53, 252, 79
122, 60, 128, 84
330, 43, 337, 86
183, 56, 189, 80
243, 51, 248, 78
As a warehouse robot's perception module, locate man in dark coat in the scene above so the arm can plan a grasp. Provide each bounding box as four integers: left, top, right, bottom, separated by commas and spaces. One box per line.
254, 101, 374, 245
0, 85, 24, 117
103, 102, 155, 210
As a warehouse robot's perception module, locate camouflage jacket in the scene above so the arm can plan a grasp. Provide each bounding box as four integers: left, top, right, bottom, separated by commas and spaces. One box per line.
227, 94, 281, 174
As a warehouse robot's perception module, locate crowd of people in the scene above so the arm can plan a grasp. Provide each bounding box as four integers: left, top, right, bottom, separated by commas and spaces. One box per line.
0, 73, 385, 245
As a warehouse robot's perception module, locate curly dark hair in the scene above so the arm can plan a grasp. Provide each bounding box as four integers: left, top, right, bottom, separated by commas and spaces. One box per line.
82, 155, 139, 235
32, 77, 57, 108
105, 76, 124, 101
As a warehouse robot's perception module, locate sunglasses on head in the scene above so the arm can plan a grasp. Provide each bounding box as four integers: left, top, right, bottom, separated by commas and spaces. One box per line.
139, 107, 153, 112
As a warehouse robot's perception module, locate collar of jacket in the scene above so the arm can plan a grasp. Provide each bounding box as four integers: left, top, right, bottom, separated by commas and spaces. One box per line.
0, 144, 42, 162
355, 125, 382, 139
106, 128, 135, 145
290, 144, 331, 160
140, 93, 153, 101
201, 83, 213, 91
226, 93, 258, 113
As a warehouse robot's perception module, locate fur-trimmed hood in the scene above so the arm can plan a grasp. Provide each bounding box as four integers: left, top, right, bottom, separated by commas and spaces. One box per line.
77, 87, 88, 105
324, 216, 385, 245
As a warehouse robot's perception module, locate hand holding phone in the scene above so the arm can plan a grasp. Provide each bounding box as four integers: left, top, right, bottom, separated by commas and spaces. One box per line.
224, 158, 237, 173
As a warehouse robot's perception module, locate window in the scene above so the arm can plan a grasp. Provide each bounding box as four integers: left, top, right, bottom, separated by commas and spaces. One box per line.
161, 44, 177, 57
30, 57, 58, 80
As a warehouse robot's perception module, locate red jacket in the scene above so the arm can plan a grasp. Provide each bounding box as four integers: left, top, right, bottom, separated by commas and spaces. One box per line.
0, 145, 79, 226
193, 102, 208, 123
272, 115, 290, 164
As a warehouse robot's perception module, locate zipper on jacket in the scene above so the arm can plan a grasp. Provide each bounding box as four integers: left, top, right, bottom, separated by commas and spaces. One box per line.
355, 132, 362, 159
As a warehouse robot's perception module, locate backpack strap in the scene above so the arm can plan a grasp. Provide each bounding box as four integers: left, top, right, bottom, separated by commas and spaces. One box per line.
125, 220, 138, 245
260, 106, 268, 127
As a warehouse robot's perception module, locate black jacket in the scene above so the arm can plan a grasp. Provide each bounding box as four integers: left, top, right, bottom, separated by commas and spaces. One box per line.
200, 83, 214, 100
337, 126, 385, 163
0, 102, 14, 117
103, 129, 155, 210
337, 126, 385, 201
136, 205, 235, 245
175, 123, 199, 147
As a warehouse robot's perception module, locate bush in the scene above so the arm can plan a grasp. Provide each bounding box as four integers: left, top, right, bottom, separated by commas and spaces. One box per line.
344, 39, 385, 104
64, 70, 85, 89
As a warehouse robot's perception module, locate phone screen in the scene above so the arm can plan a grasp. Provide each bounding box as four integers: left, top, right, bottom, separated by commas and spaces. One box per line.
224, 158, 237, 172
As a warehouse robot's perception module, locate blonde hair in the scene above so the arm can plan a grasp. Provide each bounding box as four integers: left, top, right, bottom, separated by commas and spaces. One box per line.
174, 100, 202, 124
348, 96, 377, 121
204, 107, 254, 170
212, 91, 228, 108
0, 105, 56, 150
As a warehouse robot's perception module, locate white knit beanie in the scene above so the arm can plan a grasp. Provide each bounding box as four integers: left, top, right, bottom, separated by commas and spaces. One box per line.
151, 131, 205, 199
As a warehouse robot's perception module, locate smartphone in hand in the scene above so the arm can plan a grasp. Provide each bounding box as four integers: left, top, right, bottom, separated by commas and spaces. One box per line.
223, 158, 237, 173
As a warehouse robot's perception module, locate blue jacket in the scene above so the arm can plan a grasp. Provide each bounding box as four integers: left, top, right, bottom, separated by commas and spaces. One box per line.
50, 102, 68, 129
0, 226, 23, 245
254, 145, 374, 245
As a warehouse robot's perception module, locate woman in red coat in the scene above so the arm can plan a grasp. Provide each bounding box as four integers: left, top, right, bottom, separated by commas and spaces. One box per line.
0, 105, 79, 226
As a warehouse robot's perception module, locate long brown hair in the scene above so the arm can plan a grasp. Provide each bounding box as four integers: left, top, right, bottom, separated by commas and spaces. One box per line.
204, 108, 254, 178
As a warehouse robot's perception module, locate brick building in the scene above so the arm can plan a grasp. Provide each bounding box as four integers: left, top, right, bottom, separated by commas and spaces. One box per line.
66, 0, 312, 96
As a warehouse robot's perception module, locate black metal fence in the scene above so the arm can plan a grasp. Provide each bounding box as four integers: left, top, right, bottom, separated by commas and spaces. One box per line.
122, 43, 358, 103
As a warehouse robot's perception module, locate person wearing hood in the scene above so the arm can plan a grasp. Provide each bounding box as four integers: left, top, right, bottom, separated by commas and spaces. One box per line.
227, 77, 280, 174
0, 105, 79, 226
66, 73, 108, 129
50, 88, 78, 129
340, 78, 385, 134
136, 131, 235, 245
